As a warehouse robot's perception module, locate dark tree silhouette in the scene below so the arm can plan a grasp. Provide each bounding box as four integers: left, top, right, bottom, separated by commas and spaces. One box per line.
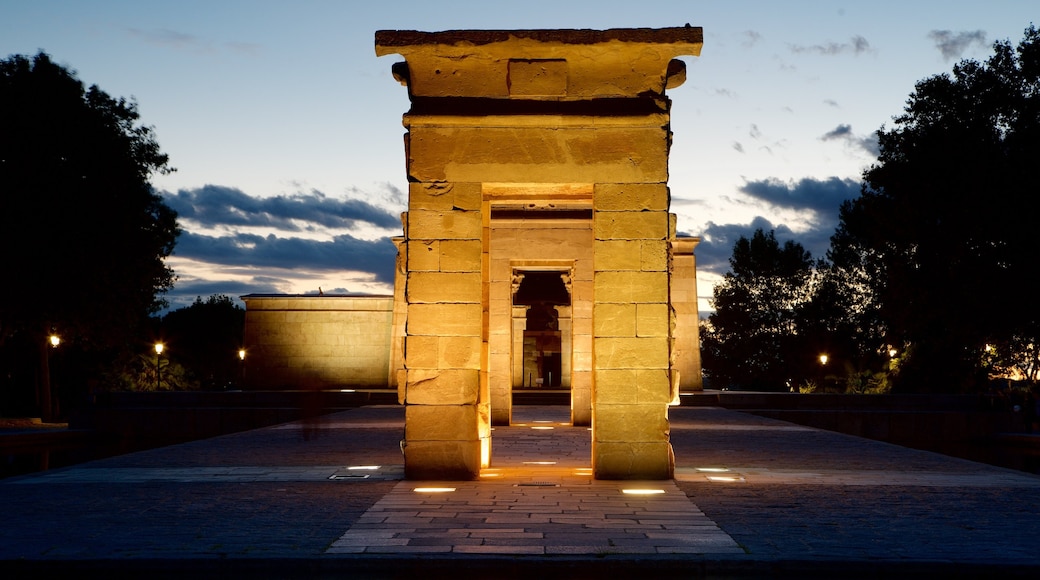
160, 295, 245, 390
830, 26, 1040, 392
701, 229, 816, 390
0, 53, 179, 417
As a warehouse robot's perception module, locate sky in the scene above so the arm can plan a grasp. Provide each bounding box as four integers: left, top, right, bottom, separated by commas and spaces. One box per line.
2, 1, 1036, 314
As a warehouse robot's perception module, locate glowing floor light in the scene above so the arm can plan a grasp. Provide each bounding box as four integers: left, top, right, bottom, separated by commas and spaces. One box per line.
622, 489, 666, 495
413, 487, 456, 493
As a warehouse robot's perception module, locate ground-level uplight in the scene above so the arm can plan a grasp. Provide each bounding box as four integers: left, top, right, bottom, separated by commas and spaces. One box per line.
622, 489, 666, 495
413, 487, 456, 493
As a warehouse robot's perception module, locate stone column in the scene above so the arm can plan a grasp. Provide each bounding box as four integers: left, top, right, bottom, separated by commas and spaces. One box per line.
592, 184, 674, 479
670, 236, 703, 392
401, 181, 489, 480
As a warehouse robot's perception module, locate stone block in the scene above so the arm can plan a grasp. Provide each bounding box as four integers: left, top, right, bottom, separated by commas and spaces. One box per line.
405, 404, 481, 441
593, 440, 673, 480
593, 303, 636, 337
593, 271, 668, 303
440, 239, 482, 271
640, 240, 669, 271
405, 335, 482, 369
571, 380, 592, 426
407, 181, 482, 212
403, 439, 483, 480
571, 349, 592, 373
594, 211, 669, 240
407, 272, 482, 303
594, 183, 669, 211
593, 403, 670, 442
407, 240, 440, 271
636, 303, 670, 337
593, 368, 671, 404
508, 58, 568, 96
405, 368, 480, 405
593, 240, 642, 271
406, 304, 482, 336
409, 181, 455, 211
406, 125, 669, 184
408, 209, 482, 240
594, 337, 669, 369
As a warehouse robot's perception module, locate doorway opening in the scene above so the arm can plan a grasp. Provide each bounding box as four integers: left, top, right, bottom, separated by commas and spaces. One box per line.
512, 270, 571, 394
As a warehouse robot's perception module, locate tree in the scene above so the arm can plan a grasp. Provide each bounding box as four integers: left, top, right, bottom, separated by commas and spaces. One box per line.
0, 53, 179, 417
830, 26, 1040, 393
160, 295, 245, 390
701, 229, 816, 390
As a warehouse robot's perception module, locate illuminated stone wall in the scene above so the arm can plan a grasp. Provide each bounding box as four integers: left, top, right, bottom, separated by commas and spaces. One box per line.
377, 27, 703, 480
241, 295, 394, 389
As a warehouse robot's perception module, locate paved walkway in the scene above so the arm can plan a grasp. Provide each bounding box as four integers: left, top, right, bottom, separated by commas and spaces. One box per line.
3, 404, 1040, 577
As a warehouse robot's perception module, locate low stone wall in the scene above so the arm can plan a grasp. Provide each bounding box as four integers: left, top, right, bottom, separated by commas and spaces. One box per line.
71, 390, 399, 441
680, 392, 1026, 449
242, 295, 396, 389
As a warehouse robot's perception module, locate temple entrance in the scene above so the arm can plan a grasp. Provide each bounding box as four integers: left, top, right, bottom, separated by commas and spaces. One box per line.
379, 27, 704, 480
514, 272, 569, 390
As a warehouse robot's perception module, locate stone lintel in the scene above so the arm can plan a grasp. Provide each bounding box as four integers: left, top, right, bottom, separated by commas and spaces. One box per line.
376, 27, 702, 100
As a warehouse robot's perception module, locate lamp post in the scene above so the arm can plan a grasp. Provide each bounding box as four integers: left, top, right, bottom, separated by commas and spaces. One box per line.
238, 348, 246, 389
154, 342, 164, 390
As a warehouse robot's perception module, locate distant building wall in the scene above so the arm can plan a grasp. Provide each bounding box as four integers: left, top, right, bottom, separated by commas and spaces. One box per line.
241, 295, 394, 389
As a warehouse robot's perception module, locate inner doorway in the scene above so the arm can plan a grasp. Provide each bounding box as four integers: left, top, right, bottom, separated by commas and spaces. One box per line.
514, 271, 570, 390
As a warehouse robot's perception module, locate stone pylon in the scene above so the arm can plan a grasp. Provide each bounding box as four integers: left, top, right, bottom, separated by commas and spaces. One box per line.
377, 27, 702, 480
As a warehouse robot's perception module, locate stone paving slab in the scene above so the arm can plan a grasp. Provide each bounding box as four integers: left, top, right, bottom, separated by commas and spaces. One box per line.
3, 403, 1040, 578
328, 471, 742, 555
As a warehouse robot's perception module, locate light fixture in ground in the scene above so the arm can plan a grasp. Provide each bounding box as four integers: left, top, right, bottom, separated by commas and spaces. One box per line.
695, 467, 730, 473
622, 489, 666, 495
347, 465, 380, 471
706, 475, 745, 482
413, 487, 456, 493
522, 461, 557, 465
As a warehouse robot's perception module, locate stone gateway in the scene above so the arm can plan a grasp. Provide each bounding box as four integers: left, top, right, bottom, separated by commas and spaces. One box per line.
377, 27, 703, 480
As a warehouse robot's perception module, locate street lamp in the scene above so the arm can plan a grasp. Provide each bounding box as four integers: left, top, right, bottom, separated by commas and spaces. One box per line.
49, 334, 60, 347
819, 354, 829, 365
154, 342, 164, 390
238, 348, 246, 389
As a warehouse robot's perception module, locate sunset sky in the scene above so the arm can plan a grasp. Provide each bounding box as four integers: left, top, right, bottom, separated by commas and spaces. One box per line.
3, 1, 1035, 313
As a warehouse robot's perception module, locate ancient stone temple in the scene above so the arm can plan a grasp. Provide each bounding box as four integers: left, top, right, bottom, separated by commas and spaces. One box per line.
376, 27, 703, 480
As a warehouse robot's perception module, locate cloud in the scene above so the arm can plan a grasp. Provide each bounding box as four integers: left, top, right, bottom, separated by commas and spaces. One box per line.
788, 35, 872, 56
690, 217, 803, 275
165, 185, 401, 231
732, 141, 745, 154
126, 27, 262, 56
820, 124, 880, 156
741, 30, 763, 48
156, 185, 403, 313
173, 231, 397, 284
928, 30, 987, 61
679, 176, 862, 291
126, 27, 202, 50
739, 176, 861, 215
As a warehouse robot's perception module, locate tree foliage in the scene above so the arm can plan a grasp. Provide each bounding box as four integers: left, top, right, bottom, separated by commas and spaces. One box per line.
829, 26, 1040, 392
701, 229, 815, 390
160, 295, 245, 390
0, 52, 179, 349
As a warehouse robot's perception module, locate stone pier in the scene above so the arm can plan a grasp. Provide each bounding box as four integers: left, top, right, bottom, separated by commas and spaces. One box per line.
376, 27, 703, 479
